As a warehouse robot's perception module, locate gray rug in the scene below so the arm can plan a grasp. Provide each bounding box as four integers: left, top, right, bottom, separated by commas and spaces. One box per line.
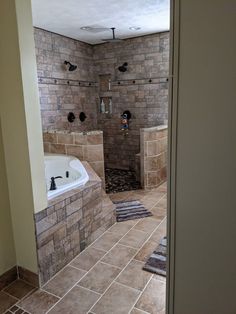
143, 237, 167, 276
114, 200, 153, 222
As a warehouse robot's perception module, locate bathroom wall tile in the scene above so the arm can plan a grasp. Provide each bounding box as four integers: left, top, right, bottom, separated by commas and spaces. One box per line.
65, 145, 84, 159
74, 133, 87, 145
84, 145, 104, 162
57, 133, 74, 145
43, 132, 57, 143
50, 143, 66, 154
87, 132, 103, 145
35, 165, 115, 285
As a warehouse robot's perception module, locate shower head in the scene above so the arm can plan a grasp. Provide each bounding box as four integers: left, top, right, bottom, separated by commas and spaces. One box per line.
118, 62, 128, 72
64, 61, 77, 71
102, 27, 123, 43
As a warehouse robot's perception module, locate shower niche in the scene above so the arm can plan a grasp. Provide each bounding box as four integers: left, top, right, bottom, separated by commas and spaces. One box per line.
98, 74, 112, 114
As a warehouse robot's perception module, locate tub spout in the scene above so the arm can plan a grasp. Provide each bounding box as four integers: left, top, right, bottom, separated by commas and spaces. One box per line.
50, 176, 62, 191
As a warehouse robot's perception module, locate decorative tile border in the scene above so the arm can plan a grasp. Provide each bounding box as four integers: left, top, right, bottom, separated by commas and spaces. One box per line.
38, 76, 98, 87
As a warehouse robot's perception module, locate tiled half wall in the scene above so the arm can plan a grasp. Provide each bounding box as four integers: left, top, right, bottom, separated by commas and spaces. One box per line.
43, 130, 105, 187
34, 162, 116, 285
140, 126, 168, 189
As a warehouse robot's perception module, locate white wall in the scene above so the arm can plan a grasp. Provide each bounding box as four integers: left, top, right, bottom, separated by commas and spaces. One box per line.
0, 122, 16, 275
0, 0, 47, 273
168, 0, 236, 313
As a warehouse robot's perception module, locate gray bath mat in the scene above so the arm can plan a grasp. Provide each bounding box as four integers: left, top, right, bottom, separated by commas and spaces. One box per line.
143, 236, 167, 276
114, 200, 153, 222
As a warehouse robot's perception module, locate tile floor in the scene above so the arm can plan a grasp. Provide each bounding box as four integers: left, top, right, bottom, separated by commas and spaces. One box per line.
1, 182, 167, 314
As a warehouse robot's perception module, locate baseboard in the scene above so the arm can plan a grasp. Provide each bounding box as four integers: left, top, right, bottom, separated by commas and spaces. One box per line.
0, 266, 17, 290
17, 266, 39, 287
0, 265, 39, 290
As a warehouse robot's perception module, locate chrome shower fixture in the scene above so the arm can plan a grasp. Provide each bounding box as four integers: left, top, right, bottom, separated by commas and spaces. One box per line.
118, 62, 128, 72
64, 61, 77, 71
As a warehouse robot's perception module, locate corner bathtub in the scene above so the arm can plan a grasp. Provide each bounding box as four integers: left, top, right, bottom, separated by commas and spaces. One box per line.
44, 154, 89, 200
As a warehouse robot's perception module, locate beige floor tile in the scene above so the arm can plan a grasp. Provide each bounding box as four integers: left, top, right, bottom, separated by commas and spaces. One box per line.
3, 279, 35, 300
135, 278, 165, 314
48, 286, 100, 314
70, 247, 106, 271
119, 229, 150, 249
149, 219, 166, 243
43, 265, 86, 297
134, 240, 158, 262
0, 291, 17, 314
101, 244, 137, 268
109, 191, 133, 202
134, 217, 159, 234
78, 262, 121, 294
108, 222, 134, 235
18, 290, 59, 314
91, 282, 140, 314
118, 219, 140, 227
150, 205, 166, 221
153, 273, 166, 282
92, 232, 122, 251
156, 197, 167, 209
130, 308, 149, 314
116, 260, 152, 291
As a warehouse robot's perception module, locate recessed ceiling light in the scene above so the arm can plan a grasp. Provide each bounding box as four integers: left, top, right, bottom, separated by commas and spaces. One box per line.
129, 27, 141, 31
80, 26, 92, 30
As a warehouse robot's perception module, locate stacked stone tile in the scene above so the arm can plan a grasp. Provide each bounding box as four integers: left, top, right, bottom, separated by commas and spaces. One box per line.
140, 126, 168, 189
34, 162, 116, 285
43, 130, 105, 187
35, 28, 169, 170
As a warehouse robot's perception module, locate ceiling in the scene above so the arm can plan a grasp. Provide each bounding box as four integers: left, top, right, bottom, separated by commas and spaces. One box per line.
31, 0, 170, 45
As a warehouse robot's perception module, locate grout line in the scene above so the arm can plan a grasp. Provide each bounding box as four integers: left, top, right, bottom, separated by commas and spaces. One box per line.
67, 264, 89, 272
44, 215, 141, 313
128, 275, 154, 314
97, 261, 122, 270
30, 187, 166, 314
86, 214, 167, 313
75, 285, 101, 296
40, 288, 62, 300
1, 290, 19, 301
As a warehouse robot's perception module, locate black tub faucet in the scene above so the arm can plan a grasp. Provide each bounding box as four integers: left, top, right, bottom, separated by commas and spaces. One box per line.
50, 176, 62, 191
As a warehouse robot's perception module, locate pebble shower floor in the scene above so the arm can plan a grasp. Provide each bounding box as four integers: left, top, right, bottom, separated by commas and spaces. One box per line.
105, 168, 141, 194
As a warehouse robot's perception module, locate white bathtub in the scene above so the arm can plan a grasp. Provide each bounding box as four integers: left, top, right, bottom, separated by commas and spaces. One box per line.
44, 154, 89, 200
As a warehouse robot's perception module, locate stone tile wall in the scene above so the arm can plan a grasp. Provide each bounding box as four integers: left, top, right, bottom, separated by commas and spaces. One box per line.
140, 126, 168, 189
94, 33, 169, 170
34, 162, 116, 285
43, 130, 105, 187
35, 28, 169, 170
34, 28, 98, 132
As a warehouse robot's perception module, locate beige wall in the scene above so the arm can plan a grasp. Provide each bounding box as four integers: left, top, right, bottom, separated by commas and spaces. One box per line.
0, 122, 16, 275
168, 0, 236, 313
0, 0, 47, 273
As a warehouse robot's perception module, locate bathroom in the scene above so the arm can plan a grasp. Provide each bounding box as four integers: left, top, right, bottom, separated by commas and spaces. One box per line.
0, 1, 169, 313
37, 28, 169, 192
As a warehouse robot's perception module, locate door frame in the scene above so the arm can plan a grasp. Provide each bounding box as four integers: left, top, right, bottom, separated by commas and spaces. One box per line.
166, 0, 180, 313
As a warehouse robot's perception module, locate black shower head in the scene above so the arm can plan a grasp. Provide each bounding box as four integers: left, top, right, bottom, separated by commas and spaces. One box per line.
64, 61, 77, 71
118, 62, 128, 72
